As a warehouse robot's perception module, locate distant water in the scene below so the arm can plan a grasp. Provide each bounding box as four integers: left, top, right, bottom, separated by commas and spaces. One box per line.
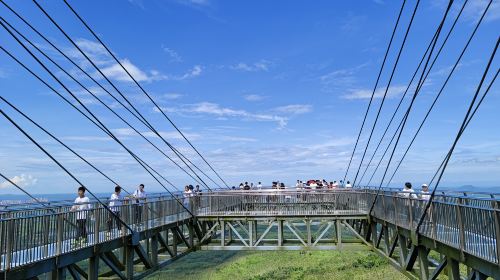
0, 186, 497, 204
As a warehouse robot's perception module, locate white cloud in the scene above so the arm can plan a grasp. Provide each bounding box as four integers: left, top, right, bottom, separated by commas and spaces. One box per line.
177, 0, 210, 7
319, 62, 370, 91
157, 102, 289, 128
163, 47, 183, 62
176, 65, 202, 80
433, 0, 500, 23
274, 104, 312, 114
342, 85, 406, 100
231, 60, 272, 72
0, 174, 38, 189
112, 127, 200, 141
459, 0, 500, 23
100, 59, 164, 82
163, 93, 184, 100
68, 39, 201, 83
244, 94, 266, 101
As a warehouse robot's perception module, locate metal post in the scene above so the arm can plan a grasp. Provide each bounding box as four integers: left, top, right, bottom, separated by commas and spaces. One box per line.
56, 214, 63, 255
125, 242, 134, 279
220, 220, 225, 246
491, 195, 500, 268
94, 207, 100, 244
88, 255, 99, 280
172, 227, 178, 256
336, 219, 342, 249
446, 257, 460, 280
151, 232, 159, 267
5, 219, 14, 270
278, 220, 283, 246
417, 246, 429, 280
456, 198, 466, 261
306, 219, 312, 246
249, 221, 254, 247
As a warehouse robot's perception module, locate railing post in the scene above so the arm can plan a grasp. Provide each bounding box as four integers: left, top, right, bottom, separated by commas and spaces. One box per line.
94, 206, 100, 244
456, 198, 466, 261
491, 195, 500, 267
336, 219, 342, 250
56, 213, 64, 255
5, 219, 14, 270
220, 220, 225, 247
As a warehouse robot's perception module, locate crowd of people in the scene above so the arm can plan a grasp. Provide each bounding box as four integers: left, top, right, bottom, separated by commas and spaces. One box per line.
229, 179, 353, 190
70, 184, 147, 246
68, 179, 431, 245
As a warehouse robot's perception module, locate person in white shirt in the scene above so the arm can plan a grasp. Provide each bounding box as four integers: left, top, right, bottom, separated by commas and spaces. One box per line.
420, 184, 431, 200
133, 184, 147, 225
107, 186, 122, 234
257, 182, 262, 190
183, 185, 193, 209
401, 182, 416, 199
71, 186, 91, 243
345, 181, 352, 188
332, 181, 339, 188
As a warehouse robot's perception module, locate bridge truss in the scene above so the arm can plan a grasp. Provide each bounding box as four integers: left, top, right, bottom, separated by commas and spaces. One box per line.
0, 189, 499, 280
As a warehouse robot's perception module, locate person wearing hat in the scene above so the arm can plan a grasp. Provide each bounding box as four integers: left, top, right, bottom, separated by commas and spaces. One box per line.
420, 184, 430, 200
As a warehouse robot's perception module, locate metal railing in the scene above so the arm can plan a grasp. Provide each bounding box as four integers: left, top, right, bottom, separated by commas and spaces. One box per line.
0, 188, 498, 271
367, 189, 500, 264
0, 194, 190, 270
193, 189, 370, 216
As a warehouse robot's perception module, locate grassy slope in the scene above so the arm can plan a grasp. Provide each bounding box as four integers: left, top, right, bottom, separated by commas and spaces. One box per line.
147, 250, 407, 280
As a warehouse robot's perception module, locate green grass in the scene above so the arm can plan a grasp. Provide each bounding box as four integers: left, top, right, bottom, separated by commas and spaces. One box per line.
147, 250, 406, 280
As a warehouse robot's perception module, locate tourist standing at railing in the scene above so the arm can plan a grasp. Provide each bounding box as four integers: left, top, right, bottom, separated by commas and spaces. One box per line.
183, 185, 193, 209
420, 184, 430, 200
133, 184, 147, 227
70, 186, 91, 245
257, 182, 262, 190
401, 182, 417, 199
107, 185, 122, 236
332, 181, 339, 188
345, 181, 352, 188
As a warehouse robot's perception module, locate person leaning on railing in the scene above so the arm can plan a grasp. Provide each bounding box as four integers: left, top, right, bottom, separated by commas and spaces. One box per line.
107, 185, 123, 237
70, 186, 91, 246
132, 184, 147, 229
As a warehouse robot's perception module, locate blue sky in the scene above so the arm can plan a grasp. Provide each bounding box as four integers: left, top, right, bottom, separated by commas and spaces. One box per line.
0, 0, 499, 194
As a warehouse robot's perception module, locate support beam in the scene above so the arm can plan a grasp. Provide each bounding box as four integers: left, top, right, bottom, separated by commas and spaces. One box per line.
429, 258, 447, 280
417, 246, 430, 280
446, 257, 461, 280
336, 219, 342, 249
100, 253, 126, 280
88, 256, 99, 280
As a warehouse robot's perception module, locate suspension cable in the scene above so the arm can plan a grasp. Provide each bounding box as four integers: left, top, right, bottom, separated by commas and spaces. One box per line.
357, 0, 469, 187
54, 0, 230, 189
0, 17, 212, 190
0, 45, 194, 214
0, 96, 132, 194
415, 39, 499, 232
368, 0, 455, 214
342, 0, 407, 183
384, 0, 493, 186
2, 0, 220, 190
352, 0, 421, 186
0, 108, 136, 231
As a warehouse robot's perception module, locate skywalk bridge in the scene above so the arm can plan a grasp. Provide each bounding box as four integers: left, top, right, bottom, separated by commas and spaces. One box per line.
0, 188, 499, 280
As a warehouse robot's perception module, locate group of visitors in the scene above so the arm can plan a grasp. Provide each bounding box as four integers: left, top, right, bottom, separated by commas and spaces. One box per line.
231, 182, 263, 190
401, 182, 431, 200
70, 184, 147, 245
295, 179, 352, 189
